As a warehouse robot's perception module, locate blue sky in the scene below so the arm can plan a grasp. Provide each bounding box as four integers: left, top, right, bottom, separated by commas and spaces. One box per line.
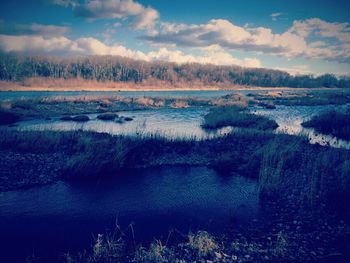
0, 0, 350, 75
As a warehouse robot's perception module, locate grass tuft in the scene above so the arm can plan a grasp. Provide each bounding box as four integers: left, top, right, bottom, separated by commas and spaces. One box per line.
302, 109, 350, 140
202, 106, 278, 131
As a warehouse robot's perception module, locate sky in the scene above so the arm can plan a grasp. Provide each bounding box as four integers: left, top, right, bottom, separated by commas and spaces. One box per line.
0, 0, 350, 76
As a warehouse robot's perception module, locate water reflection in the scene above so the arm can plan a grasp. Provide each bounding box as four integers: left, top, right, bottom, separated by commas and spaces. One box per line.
253, 104, 350, 149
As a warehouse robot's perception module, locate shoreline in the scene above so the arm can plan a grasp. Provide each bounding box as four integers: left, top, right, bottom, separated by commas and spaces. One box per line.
0, 82, 339, 92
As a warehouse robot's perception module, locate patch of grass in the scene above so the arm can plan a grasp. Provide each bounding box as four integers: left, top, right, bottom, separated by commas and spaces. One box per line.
252, 90, 350, 106
187, 231, 218, 258
1, 128, 350, 209
72, 115, 90, 122
201, 106, 278, 131
134, 240, 174, 263
259, 134, 350, 210
302, 110, 350, 140
97, 113, 118, 120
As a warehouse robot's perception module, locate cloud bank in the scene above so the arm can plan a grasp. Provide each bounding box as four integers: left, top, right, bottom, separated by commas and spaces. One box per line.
0, 34, 261, 67
142, 18, 350, 64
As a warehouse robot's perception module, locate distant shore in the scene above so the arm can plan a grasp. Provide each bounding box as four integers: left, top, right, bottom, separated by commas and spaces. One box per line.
0, 79, 337, 92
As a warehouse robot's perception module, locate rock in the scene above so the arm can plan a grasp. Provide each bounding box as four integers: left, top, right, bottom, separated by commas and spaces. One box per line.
97, 113, 118, 120
115, 117, 125, 124
124, 117, 133, 121
265, 104, 276, 109
60, 116, 73, 121
215, 252, 222, 259
72, 115, 90, 122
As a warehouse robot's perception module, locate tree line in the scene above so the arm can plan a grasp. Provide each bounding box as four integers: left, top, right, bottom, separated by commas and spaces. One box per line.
0, 53, 349, 88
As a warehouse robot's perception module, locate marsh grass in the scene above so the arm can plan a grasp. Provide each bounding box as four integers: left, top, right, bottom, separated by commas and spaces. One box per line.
302, 109, 350, 140
2, 129, 349, 210
254, 90, 350, 106
1, 128, 350, 261
201, 106, 278, 131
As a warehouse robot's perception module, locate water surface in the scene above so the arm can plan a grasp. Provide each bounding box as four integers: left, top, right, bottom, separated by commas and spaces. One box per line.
0, 166, 259, 261
253, 104, 350, 149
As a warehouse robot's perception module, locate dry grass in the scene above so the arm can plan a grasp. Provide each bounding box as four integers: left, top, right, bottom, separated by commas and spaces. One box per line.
188, 231, 218, 257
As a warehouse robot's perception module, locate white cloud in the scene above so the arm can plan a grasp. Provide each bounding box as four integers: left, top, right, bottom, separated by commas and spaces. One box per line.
242, 58, 261, 68
29, 23, 70, 37
271, 13, 284, 21
72, 0, 159, 30
289, 18, 350, 41
0, 34, 261, 67
0, 35, 81, 55
288, 18, 350, 63
143, 19, 307, 56
143, 18, 350, 64
132, 7, 159, 30
51, 0, 78, 8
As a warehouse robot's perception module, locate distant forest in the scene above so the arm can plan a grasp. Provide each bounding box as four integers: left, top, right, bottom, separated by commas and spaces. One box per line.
0, 53, 349, 88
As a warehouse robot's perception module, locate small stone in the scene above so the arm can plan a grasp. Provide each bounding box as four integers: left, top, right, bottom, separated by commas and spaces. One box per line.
97, 113, 118, 120
215, 252, 222, 259
60, 116, 73, 121
72, 115, 89, 122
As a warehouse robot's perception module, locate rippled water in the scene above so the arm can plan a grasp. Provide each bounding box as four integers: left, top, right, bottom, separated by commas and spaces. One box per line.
253, 104, 350, 149
17, 107, 232, 139
14, 103, 350, 147
0, 167, 260, 261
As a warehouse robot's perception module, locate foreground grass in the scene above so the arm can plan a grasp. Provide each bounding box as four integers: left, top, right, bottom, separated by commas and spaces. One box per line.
58, 230, 285, 263
202, 106, 278, 130
302, 109, 350, 140
26, 220, 349, 263
2, 129, 350, 262
1, 129, 349, 210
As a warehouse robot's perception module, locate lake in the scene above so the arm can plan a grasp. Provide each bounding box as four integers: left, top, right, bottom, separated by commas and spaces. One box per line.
0, 166, 260, 261
1, 90, 349, 261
